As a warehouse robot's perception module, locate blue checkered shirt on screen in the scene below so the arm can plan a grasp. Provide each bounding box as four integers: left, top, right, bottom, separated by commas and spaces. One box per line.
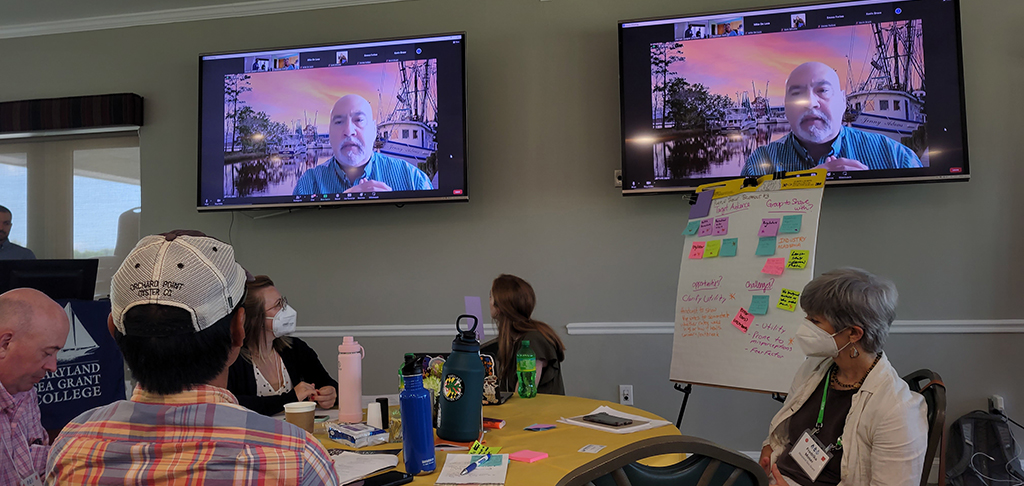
740, 126, 922, 177
292, 152, 433, 195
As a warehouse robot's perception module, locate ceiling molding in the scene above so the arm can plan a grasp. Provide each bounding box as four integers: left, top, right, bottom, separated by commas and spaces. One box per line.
0, 0, 406, 40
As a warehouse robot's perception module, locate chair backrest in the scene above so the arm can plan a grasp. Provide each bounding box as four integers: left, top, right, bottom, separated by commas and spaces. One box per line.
903, 369, 946, 486
556, 435, 769, 486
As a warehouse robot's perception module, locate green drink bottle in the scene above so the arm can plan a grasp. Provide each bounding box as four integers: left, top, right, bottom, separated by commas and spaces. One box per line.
516, 340, 537, 398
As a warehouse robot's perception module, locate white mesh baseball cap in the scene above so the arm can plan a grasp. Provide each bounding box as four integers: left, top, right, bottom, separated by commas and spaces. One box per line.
111, 230, 248, 336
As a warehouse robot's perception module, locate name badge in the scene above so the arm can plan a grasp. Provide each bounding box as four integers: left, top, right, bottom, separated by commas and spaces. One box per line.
20, 475, 43, 486
789, 429, 833, 481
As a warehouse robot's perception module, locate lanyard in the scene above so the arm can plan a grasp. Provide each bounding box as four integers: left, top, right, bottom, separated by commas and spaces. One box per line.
814, 367, 844, 452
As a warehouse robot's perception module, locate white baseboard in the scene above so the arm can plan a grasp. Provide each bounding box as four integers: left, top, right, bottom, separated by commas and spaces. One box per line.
286, 319, 1024, 339
566, 320, 1024, 336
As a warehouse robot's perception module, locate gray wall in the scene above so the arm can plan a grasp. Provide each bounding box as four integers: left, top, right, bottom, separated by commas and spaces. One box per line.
2, 0, 1021, 452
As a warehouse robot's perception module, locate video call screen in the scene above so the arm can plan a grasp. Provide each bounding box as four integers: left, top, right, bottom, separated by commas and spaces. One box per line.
198, 33, 468, 210
619, 0, 968, 193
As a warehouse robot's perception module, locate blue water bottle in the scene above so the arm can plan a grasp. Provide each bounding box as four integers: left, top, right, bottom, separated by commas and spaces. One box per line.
437, 315, 485, 442
399, 354, 436, 475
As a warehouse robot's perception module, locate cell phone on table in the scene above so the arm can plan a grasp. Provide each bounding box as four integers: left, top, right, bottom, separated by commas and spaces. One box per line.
582, 412, 633, 427
344, 471, 413, 486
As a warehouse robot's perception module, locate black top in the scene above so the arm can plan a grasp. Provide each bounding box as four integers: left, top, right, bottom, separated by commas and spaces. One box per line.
776, 372, 856, 486
226, 337, 338, 416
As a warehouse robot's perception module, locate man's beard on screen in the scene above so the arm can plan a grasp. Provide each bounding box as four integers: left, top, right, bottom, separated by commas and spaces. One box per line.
336, 139, 370, 168
794, 109, 837, 144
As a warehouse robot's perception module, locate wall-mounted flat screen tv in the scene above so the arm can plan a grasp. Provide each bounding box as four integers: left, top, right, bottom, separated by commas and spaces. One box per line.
198, 33, 468, 210
619, 0, 967, 194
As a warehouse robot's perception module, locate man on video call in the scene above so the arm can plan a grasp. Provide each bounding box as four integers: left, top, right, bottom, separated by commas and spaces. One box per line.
740, 61, 921, 177
292, 94, 433, 195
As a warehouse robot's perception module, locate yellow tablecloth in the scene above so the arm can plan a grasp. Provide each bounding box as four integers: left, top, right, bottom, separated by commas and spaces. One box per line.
317, 394, 682, 485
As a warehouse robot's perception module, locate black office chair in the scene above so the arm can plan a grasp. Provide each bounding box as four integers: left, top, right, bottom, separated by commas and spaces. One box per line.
556, 435, 769, 486
903, 369, 946, 486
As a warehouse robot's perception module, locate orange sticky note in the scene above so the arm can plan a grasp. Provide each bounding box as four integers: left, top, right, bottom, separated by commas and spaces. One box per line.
731, 308, 754, 333
689, 241, 705, 259
762, 258, 786, 276
510, 450, 548, 463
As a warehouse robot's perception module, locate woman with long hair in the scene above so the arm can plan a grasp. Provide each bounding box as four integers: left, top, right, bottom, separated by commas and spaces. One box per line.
490, 274, 566, 395
226, 275, 337, 415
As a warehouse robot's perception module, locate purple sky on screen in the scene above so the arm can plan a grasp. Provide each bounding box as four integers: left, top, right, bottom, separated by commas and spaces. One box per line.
659, 22, 923, 102
234, 62, 432, 134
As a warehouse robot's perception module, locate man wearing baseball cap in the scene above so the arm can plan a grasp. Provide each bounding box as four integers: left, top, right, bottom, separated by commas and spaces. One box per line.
45, 231, 339, 485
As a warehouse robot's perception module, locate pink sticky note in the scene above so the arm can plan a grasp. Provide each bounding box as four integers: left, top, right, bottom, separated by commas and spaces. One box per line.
510, 450, 548, 463
732, 308, 754, 333
762, 258, 786, 276
698, 218, 713, 237
713, 217, 729, 236
689, 241, 705, 259
759, 218, 781, 237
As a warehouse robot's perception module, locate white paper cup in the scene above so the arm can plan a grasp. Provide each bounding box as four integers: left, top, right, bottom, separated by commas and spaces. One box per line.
284, 401, 316, 432
366, 401, 383, 429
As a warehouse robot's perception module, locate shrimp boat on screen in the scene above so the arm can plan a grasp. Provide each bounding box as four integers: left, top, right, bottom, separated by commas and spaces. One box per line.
375, 59, 438, 166
844, 20, 926, 143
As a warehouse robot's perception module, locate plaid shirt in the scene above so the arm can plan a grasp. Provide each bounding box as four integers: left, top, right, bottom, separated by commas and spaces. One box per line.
0, 383, 48, 484
46, 385, 339, 485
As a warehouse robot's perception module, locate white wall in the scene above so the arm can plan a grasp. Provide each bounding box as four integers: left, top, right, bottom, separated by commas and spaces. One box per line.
1, 0, 1021, 451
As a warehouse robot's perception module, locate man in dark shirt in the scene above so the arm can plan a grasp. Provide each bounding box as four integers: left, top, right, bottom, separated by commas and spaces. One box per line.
0, 205, 36, 260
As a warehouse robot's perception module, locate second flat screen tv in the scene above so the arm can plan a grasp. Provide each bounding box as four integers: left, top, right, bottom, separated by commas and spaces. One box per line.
198, 33, 468, 210
619, 0, 968, 193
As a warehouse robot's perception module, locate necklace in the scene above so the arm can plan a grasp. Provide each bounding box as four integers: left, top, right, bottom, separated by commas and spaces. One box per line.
255, 350, 283, 390
830, 352, 882, 390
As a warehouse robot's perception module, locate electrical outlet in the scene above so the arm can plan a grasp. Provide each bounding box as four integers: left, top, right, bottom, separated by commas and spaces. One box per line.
989, 394, 1005, 414
619, 384, 633, 406
614, 170, 622, 188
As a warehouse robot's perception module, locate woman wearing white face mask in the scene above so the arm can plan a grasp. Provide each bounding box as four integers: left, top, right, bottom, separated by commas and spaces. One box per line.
759, 268, 928, 486
227, 275, 338, 416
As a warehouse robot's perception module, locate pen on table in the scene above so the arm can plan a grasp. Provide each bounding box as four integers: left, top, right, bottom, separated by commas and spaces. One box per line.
460, 453, 491, 476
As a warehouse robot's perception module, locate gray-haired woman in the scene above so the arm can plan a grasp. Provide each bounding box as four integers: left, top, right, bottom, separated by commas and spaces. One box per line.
759, 268, 928, 486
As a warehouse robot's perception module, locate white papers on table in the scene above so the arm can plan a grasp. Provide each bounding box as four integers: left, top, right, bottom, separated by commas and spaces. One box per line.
328, 450, 398, 484
435, 453, 509, 485
558, 405, 671, 434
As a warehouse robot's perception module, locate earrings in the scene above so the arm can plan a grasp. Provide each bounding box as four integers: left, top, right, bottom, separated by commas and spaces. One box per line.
850, 346, 860, 358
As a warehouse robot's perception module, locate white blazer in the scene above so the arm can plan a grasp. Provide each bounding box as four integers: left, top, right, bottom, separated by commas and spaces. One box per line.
763, 354, 928, 486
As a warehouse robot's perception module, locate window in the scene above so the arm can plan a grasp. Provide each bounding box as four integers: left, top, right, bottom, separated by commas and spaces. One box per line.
413, 130, 418, 139
402, 129, 409, 139
893, 100, 901, 111
0, 134, 140, 298
880, 100, 889, 111
73, 146, 141, 258
855, 102, 861, 111
0, 152, 28, 246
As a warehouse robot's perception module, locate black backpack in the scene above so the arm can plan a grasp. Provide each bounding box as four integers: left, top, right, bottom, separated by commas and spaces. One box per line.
946, 410, 1024, 486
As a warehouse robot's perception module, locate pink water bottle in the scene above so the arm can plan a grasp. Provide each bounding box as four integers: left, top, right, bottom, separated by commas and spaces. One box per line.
337, 336, 365, 423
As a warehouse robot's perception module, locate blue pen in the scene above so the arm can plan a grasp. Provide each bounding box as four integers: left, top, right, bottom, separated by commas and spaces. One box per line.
460, 453, 491, 476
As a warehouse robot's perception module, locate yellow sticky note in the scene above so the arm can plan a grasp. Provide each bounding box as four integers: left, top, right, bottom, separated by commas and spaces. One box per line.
704, 240, 721, 258
787, 250, 809, 269
777, 288, 800, 312
470, 440, 502, 454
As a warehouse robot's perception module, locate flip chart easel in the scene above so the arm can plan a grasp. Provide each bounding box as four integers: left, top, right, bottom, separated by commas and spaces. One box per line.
670, 169, 826, 425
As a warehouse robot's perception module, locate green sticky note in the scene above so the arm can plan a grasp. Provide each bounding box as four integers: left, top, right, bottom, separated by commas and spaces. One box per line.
755, 236, 777, 256
777, 288, 800, 312
750, 295, 770, 315
684, 220, 700, 235
704, 240, 721, 258
720, 238, 738, 257
780, 214, 803, 234
787, 250, 810, 269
